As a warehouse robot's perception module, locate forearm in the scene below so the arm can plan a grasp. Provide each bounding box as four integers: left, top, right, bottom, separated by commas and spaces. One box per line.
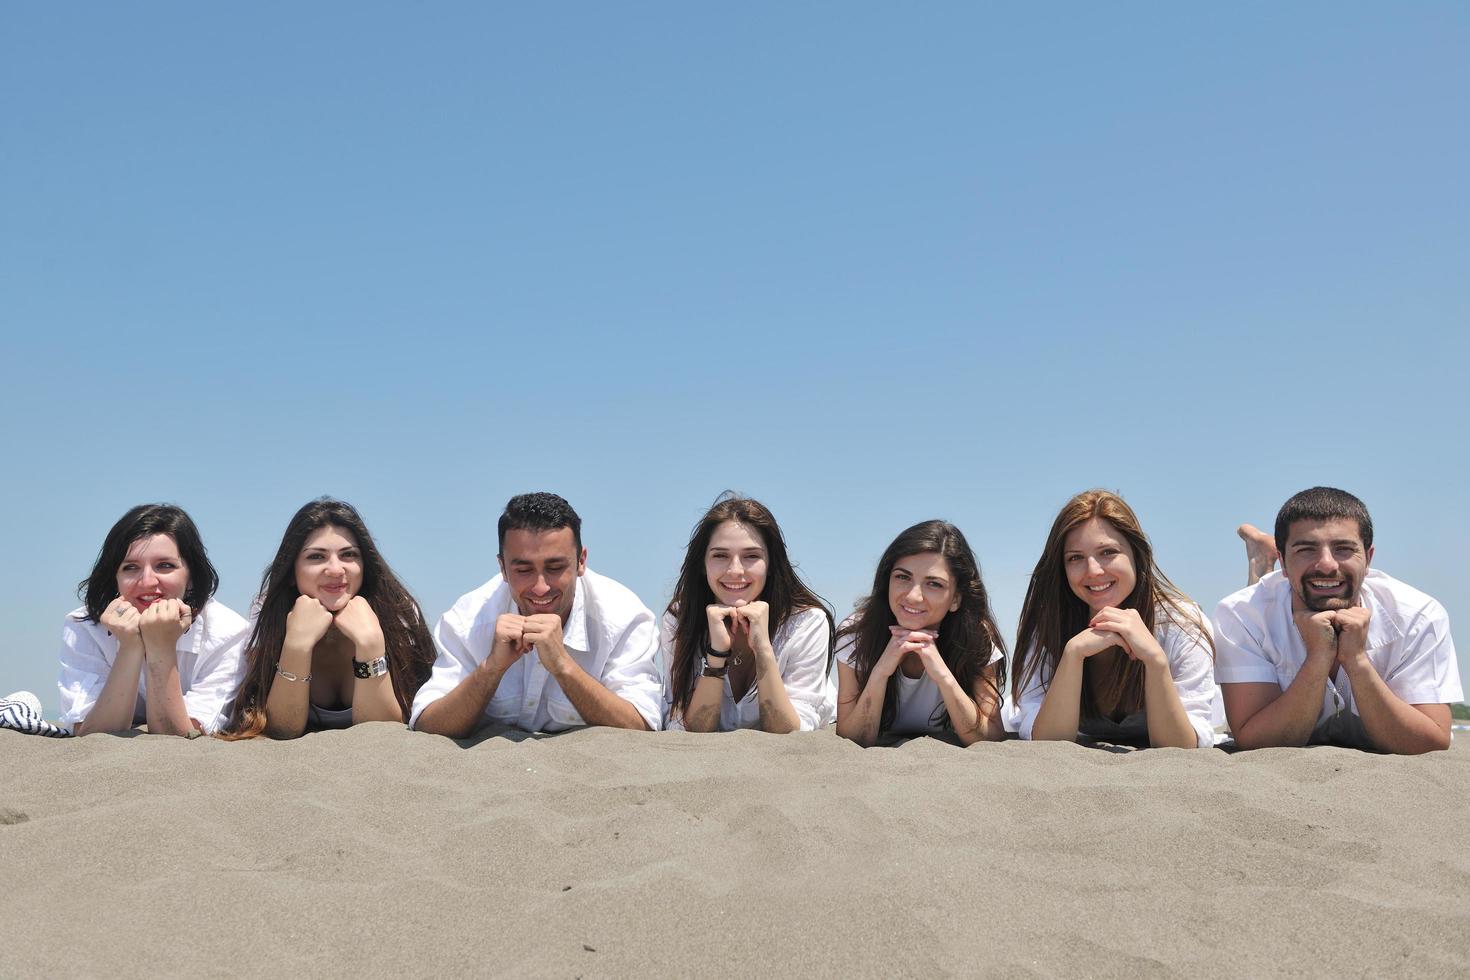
1142, 664, 1198, 749
937, 676, 985, 746
754, 651, 800, 734
76, 647, 145, 735
836, 671, 889, 747
549, 658, 649, 730
263, 644, 313, 739
683, 673, 725, 732
1029, 652, 1085, 741
1232, 661, 1330, 749
350, 642, 402, 725
1342, 660, 1451, 754
415, 661, 504, 738
143, 659, 197, 736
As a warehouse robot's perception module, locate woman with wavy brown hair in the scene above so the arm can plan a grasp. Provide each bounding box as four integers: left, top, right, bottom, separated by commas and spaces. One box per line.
1013, 489, 1218, 748
834, 520, 1006, 747
662, 494, 835, 732
220, 498, 435, 739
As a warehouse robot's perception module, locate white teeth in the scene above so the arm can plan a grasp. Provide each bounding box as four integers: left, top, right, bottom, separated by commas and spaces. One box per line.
1086, 584, 1112, 592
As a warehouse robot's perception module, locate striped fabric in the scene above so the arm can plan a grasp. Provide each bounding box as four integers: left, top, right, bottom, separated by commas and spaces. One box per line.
0, 691, 71, 738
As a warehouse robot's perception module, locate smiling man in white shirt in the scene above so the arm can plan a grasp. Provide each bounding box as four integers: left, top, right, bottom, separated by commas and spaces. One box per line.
1215, 487, 1460, 754
411, 492, 661, 736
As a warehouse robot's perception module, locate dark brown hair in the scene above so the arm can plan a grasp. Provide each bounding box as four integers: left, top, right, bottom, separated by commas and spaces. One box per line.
836, 520, 1006, 733
220, 498, 435, 739
78, 504, 218, 622
1012, 489, 1210, 719
664, 494, 833, 726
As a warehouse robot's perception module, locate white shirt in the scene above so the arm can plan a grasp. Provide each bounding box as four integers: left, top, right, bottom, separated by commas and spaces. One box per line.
661, 606, 836, 732
1014, 609, 1221, 748
835, 622, 1004, 737
57, 599, 251, 734
1214, 569, 1462, 735
410, 569, 662, 733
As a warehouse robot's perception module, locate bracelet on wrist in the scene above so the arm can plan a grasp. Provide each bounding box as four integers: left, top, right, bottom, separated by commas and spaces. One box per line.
275, 664, 312, 683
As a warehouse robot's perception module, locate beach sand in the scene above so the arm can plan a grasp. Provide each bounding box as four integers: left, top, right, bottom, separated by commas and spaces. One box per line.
3, 725, 1468, 978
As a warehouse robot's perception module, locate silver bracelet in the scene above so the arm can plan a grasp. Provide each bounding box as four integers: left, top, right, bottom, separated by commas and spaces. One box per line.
275, 665, 312, 683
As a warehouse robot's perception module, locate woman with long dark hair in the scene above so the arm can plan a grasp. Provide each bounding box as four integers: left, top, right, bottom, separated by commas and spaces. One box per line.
59, 504, 250, 736
662, 495, 835, 732
834, 520, 1006, 747
1012, 489, 1218, 748
220, 498, 435, 739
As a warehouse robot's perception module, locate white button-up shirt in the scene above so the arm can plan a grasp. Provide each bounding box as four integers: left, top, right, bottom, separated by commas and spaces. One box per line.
410, 569, 662, 733
661, 605, 836, 731
1214, 569, 1462, 731
57, 599, 251, 734
1014, 609, 1222, 748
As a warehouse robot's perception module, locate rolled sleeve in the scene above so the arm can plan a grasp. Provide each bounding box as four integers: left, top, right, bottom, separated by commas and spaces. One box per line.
599, 607, 663, 731
57, 617, 113, 732
1212, 596, 1280, 685
776, 608, 836, 731
1383, 602, 1463, 706
181, 628, 248, 734
409, 611, 481, 729
1163, 614, 1222, 748
1013, 646, 1048, 741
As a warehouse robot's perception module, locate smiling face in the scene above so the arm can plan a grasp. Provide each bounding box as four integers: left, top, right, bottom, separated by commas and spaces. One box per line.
116, 534, 190, 611
499, 526, 586, 623
1063, 517, 1138, 614
294, 525, 365, 613
1282, 517, 1373, 612
887, 551, 959, 631
704, 520, 769, 606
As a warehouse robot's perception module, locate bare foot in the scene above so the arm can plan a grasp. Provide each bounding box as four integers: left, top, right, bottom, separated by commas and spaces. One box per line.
1237, 523, 1279, 585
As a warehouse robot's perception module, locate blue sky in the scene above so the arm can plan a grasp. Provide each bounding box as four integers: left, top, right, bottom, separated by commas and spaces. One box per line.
4, 2, 1467, 714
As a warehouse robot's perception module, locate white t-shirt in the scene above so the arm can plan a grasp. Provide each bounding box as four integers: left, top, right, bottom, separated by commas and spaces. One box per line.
835, 621, 1004, 737
1214, 569, 1462, 735
660, 606, 835, 732
410, 569, 662, 733
57, 599, 251, 734
1014, 608, 1221, 748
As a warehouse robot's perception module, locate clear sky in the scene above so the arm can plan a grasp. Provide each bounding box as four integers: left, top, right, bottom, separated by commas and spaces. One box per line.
4, 2, 1467, 715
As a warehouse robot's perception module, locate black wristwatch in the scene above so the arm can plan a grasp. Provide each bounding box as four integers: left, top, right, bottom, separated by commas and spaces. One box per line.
353, 655, 389, 679
702, 651, 729, 679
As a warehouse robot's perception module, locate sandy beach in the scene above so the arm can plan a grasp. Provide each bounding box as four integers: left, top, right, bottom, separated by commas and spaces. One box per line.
3, 725, 1468, 978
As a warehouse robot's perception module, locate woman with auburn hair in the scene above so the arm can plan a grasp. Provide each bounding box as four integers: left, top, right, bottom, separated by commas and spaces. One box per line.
835, 520, 1006, 747
662, 494, 835, 733
1013, 489, 1218, 748
220, 498, 435, 739
60, 504, 250, 736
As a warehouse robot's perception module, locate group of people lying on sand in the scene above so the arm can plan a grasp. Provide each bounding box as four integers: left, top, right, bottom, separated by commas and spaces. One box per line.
6, 486, 1459, 753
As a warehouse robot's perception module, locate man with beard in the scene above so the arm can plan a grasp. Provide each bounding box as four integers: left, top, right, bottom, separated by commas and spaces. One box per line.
411, 492, 661, 736
1215, 487, 1460, 753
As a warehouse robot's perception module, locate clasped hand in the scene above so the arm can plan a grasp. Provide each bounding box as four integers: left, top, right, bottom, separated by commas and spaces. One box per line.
285, 595, 384, 655
878, 625, 950, 682
102, 598, 192, 662
1293, 606, 1372, 668
1067, 607, 1167, 670
704, 600, 771, 654
492, 612, 567, 670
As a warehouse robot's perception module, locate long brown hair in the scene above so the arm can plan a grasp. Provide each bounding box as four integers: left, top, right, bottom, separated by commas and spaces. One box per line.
836, 520, 1006, 733
219, 498, 435, 739
664, 494, 833, 726
1012, 489, 1210, 719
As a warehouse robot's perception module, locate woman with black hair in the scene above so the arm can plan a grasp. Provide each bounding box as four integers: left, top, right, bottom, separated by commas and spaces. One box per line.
220, 498, 436, 739
835, 520, 1007, 747
60, 504, 250, 736
661, 495, 835, 733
